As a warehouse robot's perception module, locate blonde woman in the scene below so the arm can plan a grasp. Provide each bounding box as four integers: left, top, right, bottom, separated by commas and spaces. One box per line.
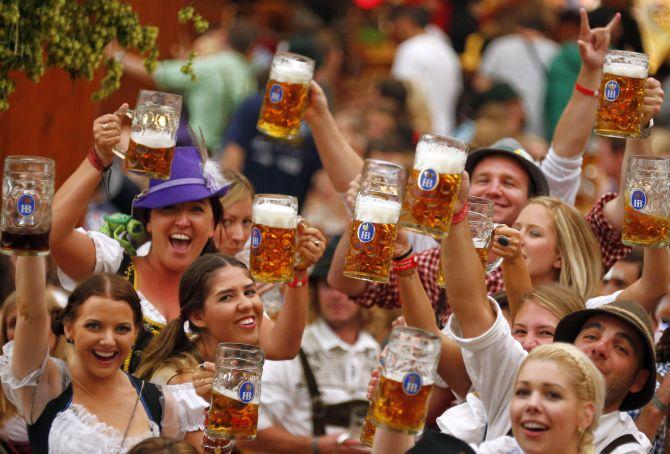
213, 169, 254, 257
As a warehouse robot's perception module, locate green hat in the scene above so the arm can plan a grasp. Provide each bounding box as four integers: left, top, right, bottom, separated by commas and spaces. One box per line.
554, 299, 656, 411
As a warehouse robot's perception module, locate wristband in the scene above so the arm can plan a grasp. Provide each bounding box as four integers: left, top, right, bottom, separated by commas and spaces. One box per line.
651, 394, 668, 414
451, 202, 469, 225
87, 148, 112, 172
287, 276, 308, 288
575, 83, 599, 98
393, 246, 413, 261
393, 255, 417, 274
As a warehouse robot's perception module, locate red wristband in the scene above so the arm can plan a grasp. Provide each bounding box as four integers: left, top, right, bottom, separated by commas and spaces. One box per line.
451, 202, 469, 225
287, 276, 308, 288
88, 148, 111, 172
392, 255, 417, 273
575, 83, 599, 98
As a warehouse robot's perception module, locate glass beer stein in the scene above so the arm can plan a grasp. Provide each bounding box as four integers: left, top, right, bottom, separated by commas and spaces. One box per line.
1, 156, 54, 256
595, 50, 649, 138
399, 134, 467, 239
113, 90, 182, 179
360, 159, 407, 198
204, 343, 264, 446
249, 194, 298, 283
257, 52, 315, 140
622, 156, 670, 247
372, 327, 440, 434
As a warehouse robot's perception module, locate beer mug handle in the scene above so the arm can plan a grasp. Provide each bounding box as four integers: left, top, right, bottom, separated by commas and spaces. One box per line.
111, 109, 135, 160
487, 223, 505, 274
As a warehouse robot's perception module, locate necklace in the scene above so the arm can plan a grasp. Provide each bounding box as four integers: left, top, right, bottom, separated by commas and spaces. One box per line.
118, 381, 144, 453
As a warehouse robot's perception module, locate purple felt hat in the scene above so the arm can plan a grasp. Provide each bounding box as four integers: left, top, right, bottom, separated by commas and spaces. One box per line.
133, 147, 231, 210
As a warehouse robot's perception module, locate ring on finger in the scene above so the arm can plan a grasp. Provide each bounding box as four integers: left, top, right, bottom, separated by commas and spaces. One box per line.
102, 122, 110, 131
313, 240, 320, 247
498, 235, 510, 247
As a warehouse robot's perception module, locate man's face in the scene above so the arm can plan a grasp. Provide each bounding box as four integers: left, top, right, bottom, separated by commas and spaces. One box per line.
469, 155, 531, 226
573, 314, 649, 412
599, 261, 642, 295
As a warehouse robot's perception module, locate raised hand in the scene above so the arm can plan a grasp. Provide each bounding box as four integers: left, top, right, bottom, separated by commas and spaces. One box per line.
491, 226, 523, 263
642, 77, 664, 127
577, 8, 621, 71
92, 103, 128, 167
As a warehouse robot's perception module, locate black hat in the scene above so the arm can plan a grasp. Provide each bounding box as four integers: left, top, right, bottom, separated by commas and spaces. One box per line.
554, 299, 656, 411
465, 138, 550, 198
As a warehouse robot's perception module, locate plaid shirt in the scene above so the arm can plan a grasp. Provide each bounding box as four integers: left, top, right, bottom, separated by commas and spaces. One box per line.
352, 192, 631, 328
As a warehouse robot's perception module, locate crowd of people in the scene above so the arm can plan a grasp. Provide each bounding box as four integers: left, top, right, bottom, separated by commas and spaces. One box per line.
2, 0, 670, 453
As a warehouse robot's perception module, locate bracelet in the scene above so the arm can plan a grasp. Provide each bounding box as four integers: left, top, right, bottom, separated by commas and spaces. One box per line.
393, 246, 413, 261
451, 202, 470, 225
87, 148, 112, 172
651, 394, 668, 414
575, 82, 599, 98
393, 255, 417, 274
287, 276, 308, 288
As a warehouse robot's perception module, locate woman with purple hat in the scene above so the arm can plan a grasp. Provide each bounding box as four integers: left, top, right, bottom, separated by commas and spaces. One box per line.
50, 110, 326, 372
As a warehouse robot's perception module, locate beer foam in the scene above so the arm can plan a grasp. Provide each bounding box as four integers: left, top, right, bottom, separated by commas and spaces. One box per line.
603, 62, 647, 79
214, 386, 260, 405
354, 195, 401, 224
271, 61, 313, 84
130, 130, 175, 148
253, 203, 297, 229
414, 142, 466, 174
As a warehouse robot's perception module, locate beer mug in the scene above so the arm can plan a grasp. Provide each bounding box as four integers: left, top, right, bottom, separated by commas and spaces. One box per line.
595, 50, 648, 138
372, 327, 440, 434
361, 159, 407, 197
1, 156, 54, 256
249, 194, 298, 283
113, 90, 182, 179
622, 156, 670, 247
399, 134, 467, 239
348, 405, 370, 443
205, 343, 264, 443
257, 52, 315, 140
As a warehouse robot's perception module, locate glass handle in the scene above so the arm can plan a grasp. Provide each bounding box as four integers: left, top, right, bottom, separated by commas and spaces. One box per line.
111, 108, 134, 159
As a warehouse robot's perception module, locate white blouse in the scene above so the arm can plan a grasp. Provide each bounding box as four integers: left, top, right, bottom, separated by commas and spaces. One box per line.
0, 342, 207, 453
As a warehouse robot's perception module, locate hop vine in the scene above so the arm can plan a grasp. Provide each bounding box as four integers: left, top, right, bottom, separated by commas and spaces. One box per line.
0, 1, 205, 111
177, 5, 209, 81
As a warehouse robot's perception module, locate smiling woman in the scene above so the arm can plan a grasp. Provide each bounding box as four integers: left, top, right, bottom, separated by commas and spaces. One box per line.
0, 257, 208, 453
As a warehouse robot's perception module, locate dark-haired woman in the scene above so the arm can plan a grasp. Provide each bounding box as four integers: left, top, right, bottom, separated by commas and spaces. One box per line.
137, 243, 323, 387
50, 110, 326, 370
0, 257, 207, 452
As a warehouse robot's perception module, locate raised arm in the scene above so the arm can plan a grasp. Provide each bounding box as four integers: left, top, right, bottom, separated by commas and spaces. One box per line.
49, 108, 127, 281
303, 81, 364, 193
552, 10, 620, 159
258, 224, 326, 360
491, 226, 533, 319
441, 174, 495, 338
616, 247, 670, 314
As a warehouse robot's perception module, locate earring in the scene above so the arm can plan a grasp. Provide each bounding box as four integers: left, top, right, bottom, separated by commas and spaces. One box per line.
66, 337, 74, 345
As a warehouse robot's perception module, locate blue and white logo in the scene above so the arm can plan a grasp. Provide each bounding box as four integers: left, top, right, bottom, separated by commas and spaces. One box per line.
251, 227, 262, 248
630, 190, 647, 211
16, 194, 35, 217
269, 84, 284, 103
402, 372, 422, 396
418, 169, 438, 191
357, 222, 375, 243
238, 381, 255, 404
604, 80, 620, 101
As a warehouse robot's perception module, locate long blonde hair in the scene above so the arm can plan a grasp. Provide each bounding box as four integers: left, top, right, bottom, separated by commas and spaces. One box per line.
517, 343, 605, 454
219, 169, 254, 211
527, 197, 602, 300
519, 283, 585, 321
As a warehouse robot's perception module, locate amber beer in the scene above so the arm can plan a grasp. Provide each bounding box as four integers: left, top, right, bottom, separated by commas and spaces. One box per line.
1, 157, 54, 256
126, 130, 175, 180
344, 195, 401, 283
595, 51, 648, 138
371, 373, 433, 433
622, 156, 670, 247
257, 52, 314, 140
400, 134, 467, 239
249, 195, 298, 283
359, 408, 376, 447
208, 387, 259, 439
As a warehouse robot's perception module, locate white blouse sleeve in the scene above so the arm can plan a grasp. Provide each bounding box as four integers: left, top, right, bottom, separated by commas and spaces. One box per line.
0, 342, 69, 424
160, 383, 208, 439
57, 228, 125, 291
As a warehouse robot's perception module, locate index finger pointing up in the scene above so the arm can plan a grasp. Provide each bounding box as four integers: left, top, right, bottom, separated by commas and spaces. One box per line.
579, 8, 591, 38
